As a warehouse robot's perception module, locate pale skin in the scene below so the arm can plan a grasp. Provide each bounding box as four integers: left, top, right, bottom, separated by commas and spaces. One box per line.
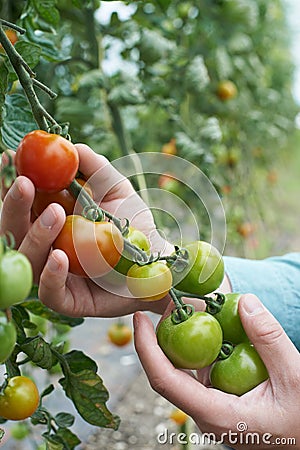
1, 144, 299, 449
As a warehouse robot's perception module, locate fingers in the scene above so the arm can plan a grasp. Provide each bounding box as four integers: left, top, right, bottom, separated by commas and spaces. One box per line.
0, 176, 35, 247
239, 294, 300, 384
19, 203, 66, 283
133, 311, 229, 421
75, 143, 133, 203
39, 249, 71, 314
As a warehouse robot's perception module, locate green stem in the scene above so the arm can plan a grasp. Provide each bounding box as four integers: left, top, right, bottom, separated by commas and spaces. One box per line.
179, 421, 191, 450
0, 25, 60, 132
69, 179, 150, 263
107, 101, 130, 157
0, 19, 25, 34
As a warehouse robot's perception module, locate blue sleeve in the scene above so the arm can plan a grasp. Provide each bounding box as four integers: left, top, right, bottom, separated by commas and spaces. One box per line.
223, 253, 300, 350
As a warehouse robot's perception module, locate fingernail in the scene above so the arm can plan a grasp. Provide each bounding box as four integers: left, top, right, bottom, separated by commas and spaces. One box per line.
40, 207, 57, 228
10, 180, 23, 200
47, 254, 60, 273
242, 294, 264, 316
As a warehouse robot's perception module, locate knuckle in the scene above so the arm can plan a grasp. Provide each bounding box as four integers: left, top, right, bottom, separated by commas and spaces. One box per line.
25, 226, 45, 248
256, 319, 285, 346
149, 375, 170, 397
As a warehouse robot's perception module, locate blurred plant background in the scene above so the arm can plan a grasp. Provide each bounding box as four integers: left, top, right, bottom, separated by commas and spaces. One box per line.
0, 0, 299, 259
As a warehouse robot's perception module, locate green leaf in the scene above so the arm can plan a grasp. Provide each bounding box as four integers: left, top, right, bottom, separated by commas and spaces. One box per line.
42, 434, 64, 450
60, 369, 119, 429
33, 0, 60, 26
54, 412, 75, 428
56, 428, 81, 449
20, 336, 56, 370
63, 350, 97, 373
14, 41, 42, 70
21, 300, 84, 328
43, 428, 81, 450
20, 16, 67, 62
1, 93, 36, 150
59, 351, 119, 429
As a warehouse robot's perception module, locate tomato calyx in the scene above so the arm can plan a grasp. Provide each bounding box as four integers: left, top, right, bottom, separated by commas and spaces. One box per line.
218, 341, 234, 360
205, 292, 226, 314
171, 304, 195, 324
164, 246, 190, 273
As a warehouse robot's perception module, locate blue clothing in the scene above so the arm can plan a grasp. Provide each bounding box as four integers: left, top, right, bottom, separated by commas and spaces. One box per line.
224, 253, 300, 350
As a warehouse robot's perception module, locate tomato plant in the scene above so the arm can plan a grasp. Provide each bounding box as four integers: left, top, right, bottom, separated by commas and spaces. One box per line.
213, 293, 249, 344
209, 342, 269, 395
15, 130, 79, 193
107, 322, 132, 347
0, 312, 17, 364
32, 178, 93, 217
172, 241, 224, 296
0, 376, 39, 420
126, 261, 172, 301
157, 310, 223, 369
0, 250, 33, 309
53, 215, 124, 277
114, 226, 150, 276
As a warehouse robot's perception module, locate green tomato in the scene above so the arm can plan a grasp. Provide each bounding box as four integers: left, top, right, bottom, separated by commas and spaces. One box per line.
209, 343, 269, 395
127, 261, 172, 301
172, 241, 224, 296
157, 311, 223, 369
0, 312, 16, 364
0, 250, 33, 309
214, 293, 249, 344
10, 423, 29, 440
115, 226, 151, 275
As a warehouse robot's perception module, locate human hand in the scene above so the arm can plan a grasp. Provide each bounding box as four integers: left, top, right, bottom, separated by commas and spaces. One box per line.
0, 143, 172, 317
134, 294, 300, 449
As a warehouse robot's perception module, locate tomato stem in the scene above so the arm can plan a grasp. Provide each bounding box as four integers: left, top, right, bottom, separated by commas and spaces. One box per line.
69, 179, 151, 263
0, 19, 26, 34
5, 308, 12, 322
0, 25, 62, 133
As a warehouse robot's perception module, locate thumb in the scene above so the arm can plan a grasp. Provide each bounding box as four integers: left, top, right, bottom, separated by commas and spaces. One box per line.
238, 294, 299, 382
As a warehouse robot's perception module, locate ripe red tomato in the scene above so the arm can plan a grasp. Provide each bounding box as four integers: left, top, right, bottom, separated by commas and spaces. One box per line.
15, 130, 79, 193
32, 178, 93, 217
107, 323, 132, 347
0, 376, 39, 420
53, 215, 124, 278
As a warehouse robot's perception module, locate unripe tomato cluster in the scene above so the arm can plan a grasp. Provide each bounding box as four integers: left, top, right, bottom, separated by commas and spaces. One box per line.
157, 293, 269, 395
